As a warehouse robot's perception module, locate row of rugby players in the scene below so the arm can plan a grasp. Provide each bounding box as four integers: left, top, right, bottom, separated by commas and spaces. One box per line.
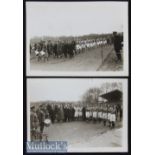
31, 103, 122, 128
75, 38, 112, 51
75, 105, 122, 128
30, 104, 122, 140
30, 38, 112, 60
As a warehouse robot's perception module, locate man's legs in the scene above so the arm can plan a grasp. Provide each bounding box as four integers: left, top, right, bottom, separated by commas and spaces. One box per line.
115, 49, 122, 61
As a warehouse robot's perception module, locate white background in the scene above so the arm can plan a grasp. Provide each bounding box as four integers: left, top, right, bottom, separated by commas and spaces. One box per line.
0, 0, 155, 155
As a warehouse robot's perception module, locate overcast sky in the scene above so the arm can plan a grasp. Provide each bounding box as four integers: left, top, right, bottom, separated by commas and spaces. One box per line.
26, 2, 128, 38
28, 79, 117, 102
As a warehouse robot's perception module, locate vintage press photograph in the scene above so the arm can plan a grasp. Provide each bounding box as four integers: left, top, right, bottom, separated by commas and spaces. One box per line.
27, 78, 128, 152
26, 1, 129, 76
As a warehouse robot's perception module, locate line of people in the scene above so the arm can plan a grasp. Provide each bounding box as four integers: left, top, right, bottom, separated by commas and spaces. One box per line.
30, 32, 124, 62
30, 40, 76, 61
30, 103, 122, 141
30, 37, 113, 62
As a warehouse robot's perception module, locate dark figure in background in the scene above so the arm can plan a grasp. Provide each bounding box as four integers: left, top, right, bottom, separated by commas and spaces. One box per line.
30, 44, 32, 54
107, 38, 111, 46
51, 105, 56, 123
71, 106, 75, 121
63, 105, 68, 122
54, 105, 59, 122
60, 104, 64, 122
82, 106, 86, 121
46, 104, 51, 114
113, 32, 123, 61
67, 42, 74, 58
57, 106, 62, 122
62, 42, 68, 58
68, 107, 72, 121
34, 43, 37, 51
46, 104, 55, 123
53, 43, 58, 58
71, 40, 76, 55
65, 105, 70, 122
57, 41, 63, 58
47, 42, 52, 56
39, 40, 44, 51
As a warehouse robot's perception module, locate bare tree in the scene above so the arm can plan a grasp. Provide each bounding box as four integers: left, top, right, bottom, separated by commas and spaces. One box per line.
82, 87, 101, 107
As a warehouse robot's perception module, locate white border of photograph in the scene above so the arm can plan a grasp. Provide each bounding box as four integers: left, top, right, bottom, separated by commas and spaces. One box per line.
27, 78, 128, 152
26, 1, 129, 76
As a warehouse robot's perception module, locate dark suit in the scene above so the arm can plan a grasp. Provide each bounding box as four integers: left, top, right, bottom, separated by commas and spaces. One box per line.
113, 35, 123, 61
82, 107, 86, 121
53, 44, 58, 57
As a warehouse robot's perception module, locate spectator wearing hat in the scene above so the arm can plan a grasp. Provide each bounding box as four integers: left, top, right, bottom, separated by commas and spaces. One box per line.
113, 31, 123, 61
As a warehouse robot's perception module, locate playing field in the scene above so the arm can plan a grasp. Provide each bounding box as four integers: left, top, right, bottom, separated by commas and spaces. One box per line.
43, 121, 122, 149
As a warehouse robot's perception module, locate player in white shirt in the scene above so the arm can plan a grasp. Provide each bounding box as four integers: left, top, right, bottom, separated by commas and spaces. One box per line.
86, 107, 90, 121
78, 106, 82, 120
107, 105, 112, 128
98, 107, 102, 123
110, 106, 116, 129
74, 106, 78, 120
92, 107, 98, 122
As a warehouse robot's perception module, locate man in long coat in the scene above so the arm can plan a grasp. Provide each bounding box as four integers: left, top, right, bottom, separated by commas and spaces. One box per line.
30, 106, 39, 141
113, 32, 123, 61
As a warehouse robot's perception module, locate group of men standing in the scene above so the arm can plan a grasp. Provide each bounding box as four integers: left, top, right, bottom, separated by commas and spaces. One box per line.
30, 37, 110, 61
30, 32, 123, 62
30, 103, 122, 141
85, 104, 122, 128
30, 40, 76, 59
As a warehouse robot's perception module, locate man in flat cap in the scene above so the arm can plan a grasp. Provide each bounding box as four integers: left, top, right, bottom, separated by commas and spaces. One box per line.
113, 31, 123, 61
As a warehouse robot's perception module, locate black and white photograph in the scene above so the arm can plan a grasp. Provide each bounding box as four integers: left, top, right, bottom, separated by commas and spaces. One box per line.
27, 78, 128, 152
26, 1, 129, 76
